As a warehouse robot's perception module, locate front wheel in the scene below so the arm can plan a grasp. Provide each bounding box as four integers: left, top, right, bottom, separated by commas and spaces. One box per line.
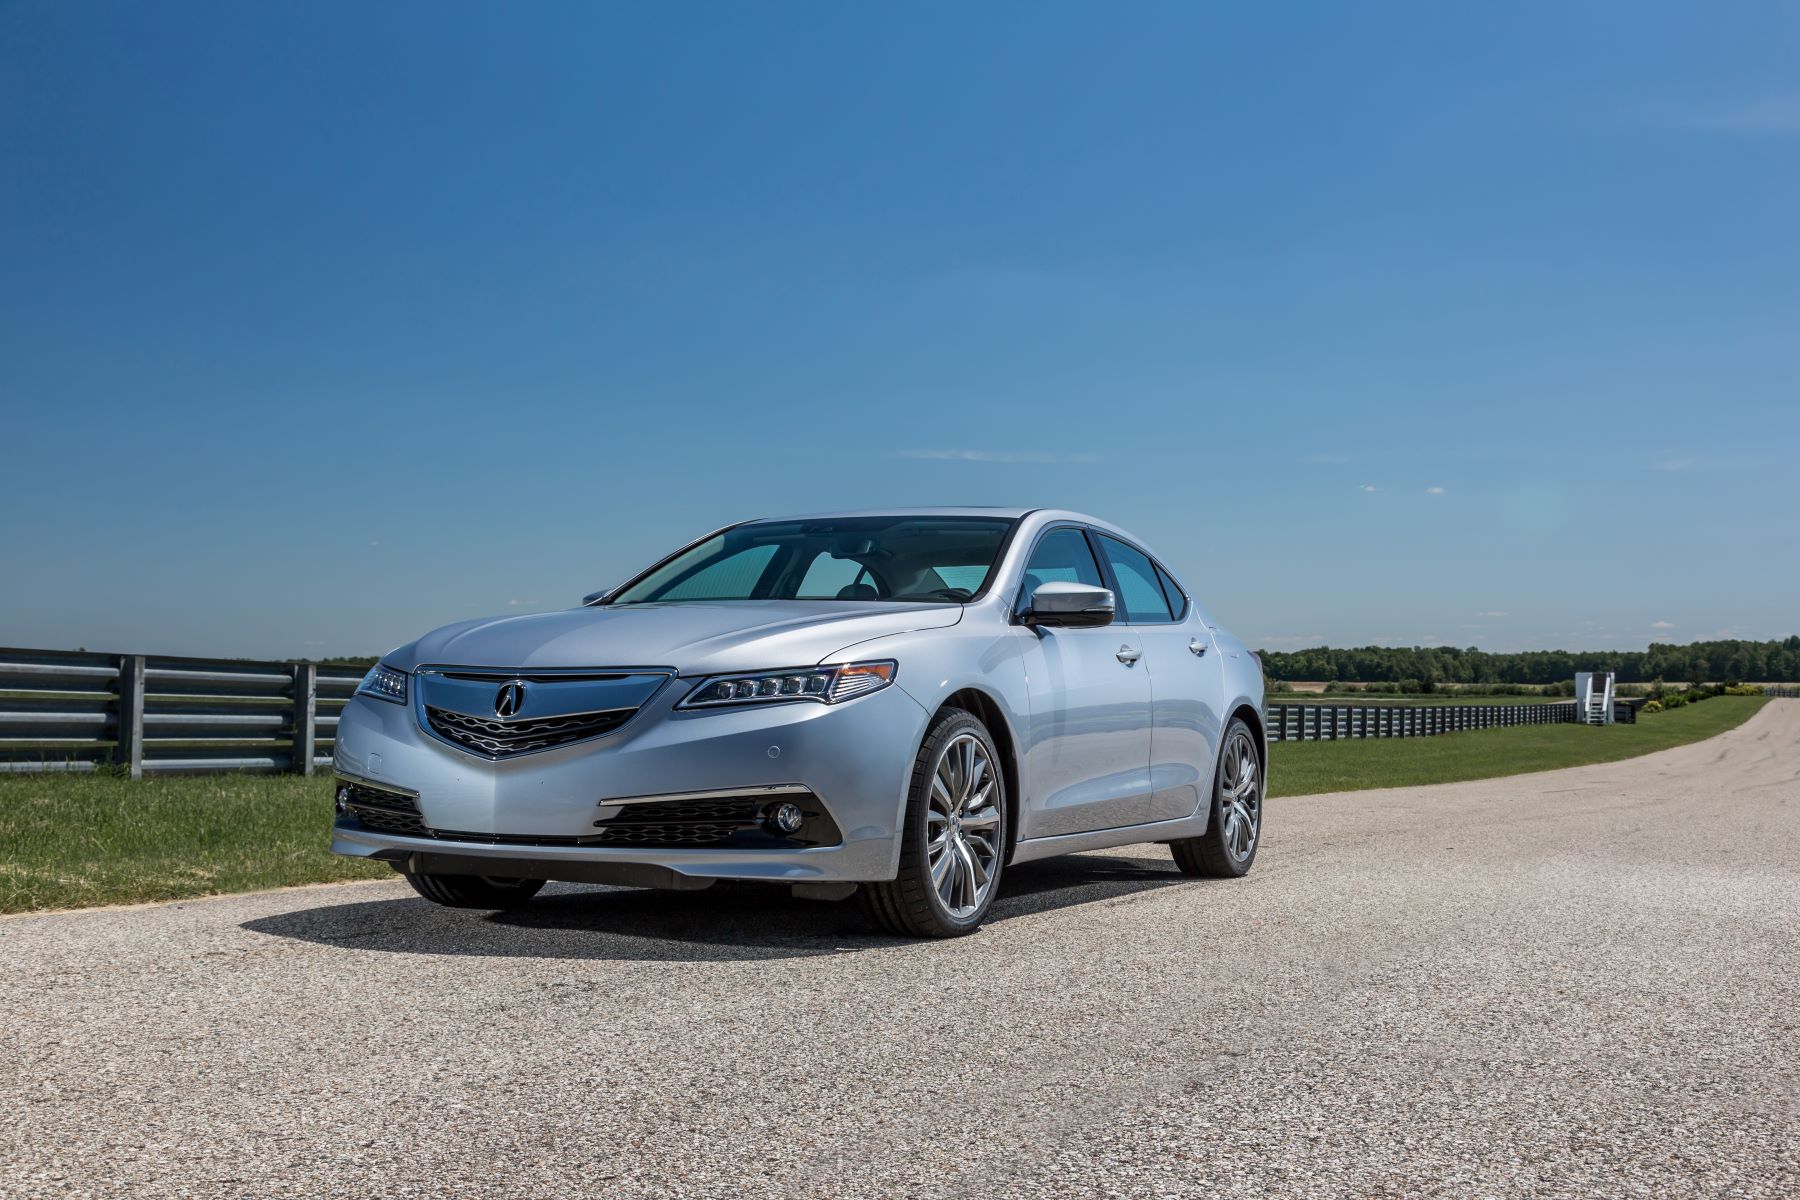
404, 872, 545, 910
861, 708, 1007, 938
1170, 718, 1263, 878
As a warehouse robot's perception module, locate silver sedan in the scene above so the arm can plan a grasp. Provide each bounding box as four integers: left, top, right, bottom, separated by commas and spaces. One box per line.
332, 508, 1267, 936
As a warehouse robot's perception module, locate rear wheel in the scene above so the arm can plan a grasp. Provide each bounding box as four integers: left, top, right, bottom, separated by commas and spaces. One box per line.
1171, 718, 1263, 878
861, 709, 1007, 938
404, 872, 546, 910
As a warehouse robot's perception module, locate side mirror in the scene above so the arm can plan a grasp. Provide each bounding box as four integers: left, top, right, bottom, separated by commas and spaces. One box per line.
1020, 581, 1115, 628
582, 587, 616, 606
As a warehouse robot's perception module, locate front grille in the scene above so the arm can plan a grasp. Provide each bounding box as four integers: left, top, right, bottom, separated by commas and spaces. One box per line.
425, 706, 636, 757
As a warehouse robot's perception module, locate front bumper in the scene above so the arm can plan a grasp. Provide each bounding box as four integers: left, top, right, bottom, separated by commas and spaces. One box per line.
331, 675, 930, 884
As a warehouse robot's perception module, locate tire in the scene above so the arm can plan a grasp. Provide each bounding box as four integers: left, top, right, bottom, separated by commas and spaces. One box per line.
404, 872, 546, 910
1171, 717, 1263, 878
860, 708, 1008, 938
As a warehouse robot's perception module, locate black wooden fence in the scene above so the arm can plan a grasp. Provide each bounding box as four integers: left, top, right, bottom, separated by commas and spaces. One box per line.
1266, 701, 1586, 742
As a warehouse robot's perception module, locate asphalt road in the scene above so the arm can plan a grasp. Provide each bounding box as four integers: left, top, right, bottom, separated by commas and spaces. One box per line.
5, 704, 1798, 1199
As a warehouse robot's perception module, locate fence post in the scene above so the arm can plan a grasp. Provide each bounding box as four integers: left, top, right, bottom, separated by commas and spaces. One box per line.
116, 654, 144, 780
291, 663, 317, 776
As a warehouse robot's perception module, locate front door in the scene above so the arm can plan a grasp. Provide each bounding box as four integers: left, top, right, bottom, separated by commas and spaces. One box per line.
1015, 526, 1156, 839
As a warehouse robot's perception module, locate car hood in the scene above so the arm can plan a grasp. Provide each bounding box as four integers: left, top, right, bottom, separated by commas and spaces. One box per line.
386, 600, 964, 677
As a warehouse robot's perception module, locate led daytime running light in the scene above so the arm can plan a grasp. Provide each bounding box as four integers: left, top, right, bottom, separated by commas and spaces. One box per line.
357, 663, 409, 704
680, 661, 896, 709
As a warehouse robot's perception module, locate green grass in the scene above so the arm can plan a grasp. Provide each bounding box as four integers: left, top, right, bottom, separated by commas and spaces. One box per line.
1268, 695, 1767, 797
0, 772, 384, 914
0, 697, 1770, 914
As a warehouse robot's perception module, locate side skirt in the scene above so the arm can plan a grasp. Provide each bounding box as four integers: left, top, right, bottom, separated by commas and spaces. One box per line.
1009, 810, 1210, 866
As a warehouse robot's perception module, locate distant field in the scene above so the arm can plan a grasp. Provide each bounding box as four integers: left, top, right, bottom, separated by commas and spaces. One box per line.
0, 696, 1771, 913
1268, 696, 1766, 797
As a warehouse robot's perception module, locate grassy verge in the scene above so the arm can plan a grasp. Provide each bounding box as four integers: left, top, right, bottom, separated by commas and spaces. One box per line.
0, 773, 383, 914
1268, 696, 1766, 797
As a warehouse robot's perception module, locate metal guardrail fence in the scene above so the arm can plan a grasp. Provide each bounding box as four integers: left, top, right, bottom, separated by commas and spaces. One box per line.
1266, 700, 1587, 742
1764, 686, 1799, 699
0, 647, 364, 777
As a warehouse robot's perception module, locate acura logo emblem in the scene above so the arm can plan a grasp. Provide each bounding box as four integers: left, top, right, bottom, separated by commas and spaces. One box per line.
493, 680, 528, 719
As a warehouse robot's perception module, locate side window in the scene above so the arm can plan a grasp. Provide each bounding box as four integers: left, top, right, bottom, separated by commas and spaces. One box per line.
657, 544, 778, 600
1096, 535, 1174, 623
1153, 562, 1188, 620
1019, 527, 1104, 608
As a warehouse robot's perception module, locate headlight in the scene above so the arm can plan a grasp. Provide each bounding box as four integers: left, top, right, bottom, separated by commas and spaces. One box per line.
356, 662, 408, 705
678, 661, 896, 709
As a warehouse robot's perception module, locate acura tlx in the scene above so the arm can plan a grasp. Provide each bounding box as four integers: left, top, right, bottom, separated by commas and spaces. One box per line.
333, 508, 1265, 937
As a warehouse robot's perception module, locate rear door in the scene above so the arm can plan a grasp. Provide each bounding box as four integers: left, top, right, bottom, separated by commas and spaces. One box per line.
1093, 534, 1226, 825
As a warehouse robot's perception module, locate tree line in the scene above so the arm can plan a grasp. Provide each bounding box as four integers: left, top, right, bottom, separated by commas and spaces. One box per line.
1257, 638, 1800, 685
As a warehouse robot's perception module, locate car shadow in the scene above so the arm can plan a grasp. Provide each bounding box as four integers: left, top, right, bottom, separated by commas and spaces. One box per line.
241, 851, 1197, 962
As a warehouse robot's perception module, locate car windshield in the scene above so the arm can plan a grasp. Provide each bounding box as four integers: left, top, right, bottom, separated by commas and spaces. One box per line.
608, 516, 1016, 605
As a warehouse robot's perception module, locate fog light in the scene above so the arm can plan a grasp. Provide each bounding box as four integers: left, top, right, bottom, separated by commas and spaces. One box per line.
765, 802, 805, 835
335, 785, 351, 814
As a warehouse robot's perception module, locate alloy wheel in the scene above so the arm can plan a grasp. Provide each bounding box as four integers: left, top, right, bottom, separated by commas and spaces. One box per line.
925, 732, 1002, 919
1219, 729, 1261, 863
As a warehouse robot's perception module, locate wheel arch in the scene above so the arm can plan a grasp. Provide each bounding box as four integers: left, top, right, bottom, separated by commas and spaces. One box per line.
938, 686, 1022, 862
1229, 701, 1267, 768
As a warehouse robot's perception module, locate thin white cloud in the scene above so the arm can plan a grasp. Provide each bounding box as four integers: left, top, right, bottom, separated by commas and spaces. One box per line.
1305, 453, 1352, 465
1653, 456, 1695, 472
1476, 611, 1509, 618
1257, 634, 1326, 648
894, 449, 1098, 464
1671, 92, 1800, 134
1425, 486, 1445, 495
504, 598, 541, 607
1358, 484, 1379, 493
1651, 620, 1676, 630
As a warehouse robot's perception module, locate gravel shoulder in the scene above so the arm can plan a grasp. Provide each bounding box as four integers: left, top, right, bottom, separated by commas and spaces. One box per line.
4, 704, 1797, 1198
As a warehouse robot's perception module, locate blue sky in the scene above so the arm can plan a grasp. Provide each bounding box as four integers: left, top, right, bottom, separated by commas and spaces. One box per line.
3, 3, 1796, 659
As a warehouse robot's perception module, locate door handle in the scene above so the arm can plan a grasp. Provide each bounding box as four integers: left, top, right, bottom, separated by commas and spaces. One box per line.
1189, 639, 1208, 657
1116, 645, 1142, 665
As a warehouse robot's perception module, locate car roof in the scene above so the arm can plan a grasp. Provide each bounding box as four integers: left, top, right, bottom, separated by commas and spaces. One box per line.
750, 506, 1039, 521
748, 507, 1141, 539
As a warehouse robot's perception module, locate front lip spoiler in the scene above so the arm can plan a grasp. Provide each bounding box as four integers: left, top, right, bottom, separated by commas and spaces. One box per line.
333, 824, 839, 884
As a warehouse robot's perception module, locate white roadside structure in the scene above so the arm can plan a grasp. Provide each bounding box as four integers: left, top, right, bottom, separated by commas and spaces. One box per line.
1577, 671, 1616, 725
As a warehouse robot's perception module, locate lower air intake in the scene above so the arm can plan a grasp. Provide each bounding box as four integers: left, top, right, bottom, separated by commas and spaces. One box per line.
338, 780, 429, 837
